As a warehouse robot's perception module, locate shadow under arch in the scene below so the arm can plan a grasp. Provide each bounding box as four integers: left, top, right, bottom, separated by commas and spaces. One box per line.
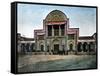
51, 38, 60, 54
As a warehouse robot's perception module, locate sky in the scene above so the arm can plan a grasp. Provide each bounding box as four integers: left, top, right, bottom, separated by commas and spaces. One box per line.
18, 3, 96, 38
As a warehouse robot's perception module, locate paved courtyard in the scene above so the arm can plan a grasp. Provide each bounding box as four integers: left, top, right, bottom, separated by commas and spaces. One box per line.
18, 54, 97, 73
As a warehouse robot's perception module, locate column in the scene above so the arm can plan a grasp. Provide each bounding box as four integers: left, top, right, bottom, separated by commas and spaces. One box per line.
59, 25, 61, 36
81, 42, 83, 52
45, 26, 47, 52
46, 26, 48, 37
65, 23, 67, 53
75, 31, 78, 52
87, 42, 89, 53
65, 24, 66, 35
52, 25, 54, 36
59, 40, 62, 51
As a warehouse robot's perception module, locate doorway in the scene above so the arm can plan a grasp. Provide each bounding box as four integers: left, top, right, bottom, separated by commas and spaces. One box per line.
69, 44, 73, 51
54, 44, 59, 54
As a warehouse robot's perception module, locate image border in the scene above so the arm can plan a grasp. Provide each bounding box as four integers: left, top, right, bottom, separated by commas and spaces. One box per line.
11, 1, 98, 74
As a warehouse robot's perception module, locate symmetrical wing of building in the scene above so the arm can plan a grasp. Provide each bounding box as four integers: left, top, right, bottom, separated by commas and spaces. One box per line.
18, 10, 97, 55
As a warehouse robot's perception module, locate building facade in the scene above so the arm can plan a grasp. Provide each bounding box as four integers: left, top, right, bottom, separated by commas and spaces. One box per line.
34, 10, 96, 55
18, 33, 35, 54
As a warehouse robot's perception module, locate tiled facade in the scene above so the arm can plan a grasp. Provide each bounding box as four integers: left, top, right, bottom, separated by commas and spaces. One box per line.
34, 10, 96, 55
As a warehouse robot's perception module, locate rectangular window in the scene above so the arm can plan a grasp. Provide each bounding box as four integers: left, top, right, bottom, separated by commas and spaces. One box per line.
38, 35, 44, 40
68, 34, 74, 40
61, 24, 65, 36
54, 26, 59, 36
48, 25, 52, 36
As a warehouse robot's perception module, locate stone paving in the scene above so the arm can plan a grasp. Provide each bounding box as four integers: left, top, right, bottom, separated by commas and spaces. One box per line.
18, 54, 97, 73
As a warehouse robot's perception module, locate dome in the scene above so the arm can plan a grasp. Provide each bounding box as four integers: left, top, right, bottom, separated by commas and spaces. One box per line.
45, 10, 67, 22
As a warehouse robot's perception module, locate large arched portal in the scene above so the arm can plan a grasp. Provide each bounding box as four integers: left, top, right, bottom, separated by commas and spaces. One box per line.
89, 42, 95, 52
69, 44, 73, 51
54, 44, 59, 52
83, 42, 88, 52
39, 41, 44, 52
21, 43, 26, 53
77, 42, 83, 52
52, 38, 60, 54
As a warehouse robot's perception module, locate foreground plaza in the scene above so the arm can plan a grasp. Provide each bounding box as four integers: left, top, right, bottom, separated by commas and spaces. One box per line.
18, 55, 96, 72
